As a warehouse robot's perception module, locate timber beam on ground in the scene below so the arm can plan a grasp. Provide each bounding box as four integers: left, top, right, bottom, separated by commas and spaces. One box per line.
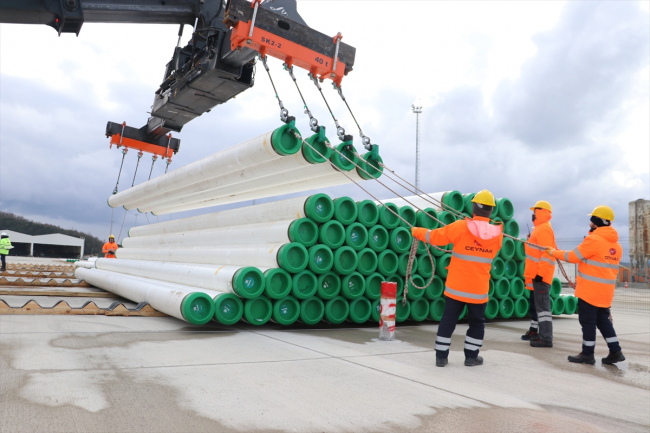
0, 299, 166, 317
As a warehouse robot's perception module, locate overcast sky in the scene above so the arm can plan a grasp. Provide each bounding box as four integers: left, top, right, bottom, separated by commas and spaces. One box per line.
1, 0, 648, 245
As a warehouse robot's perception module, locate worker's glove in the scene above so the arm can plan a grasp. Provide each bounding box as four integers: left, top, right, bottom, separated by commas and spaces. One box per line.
411, 227, 418, 236
545, 247, 554, 256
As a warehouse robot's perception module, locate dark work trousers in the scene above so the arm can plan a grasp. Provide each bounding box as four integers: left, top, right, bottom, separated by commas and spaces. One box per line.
435, 296, 487, 360
528, 290, 538, 332
578, 299, 621, 356
533, 280, 552, 342
0, 254, 5, 269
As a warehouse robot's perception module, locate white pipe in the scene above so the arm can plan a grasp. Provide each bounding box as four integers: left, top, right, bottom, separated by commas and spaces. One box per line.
136, 159, 341, 213
379, 192, 451, 212
94, 258, 261, 298
108, 128, 293, 208
127, 150, 321, 211
114, 243, 303, 272
74, 267, 220, 323
129, 195, 318, 238
149, 170, 354, 215
74, 261, 95, 269
122, 220, 297, 248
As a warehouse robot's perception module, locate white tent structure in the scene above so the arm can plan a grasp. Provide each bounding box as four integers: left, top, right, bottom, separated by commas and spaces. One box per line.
0, 230, 84, 258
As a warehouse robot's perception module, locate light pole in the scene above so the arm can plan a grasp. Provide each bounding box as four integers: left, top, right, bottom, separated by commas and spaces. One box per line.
411, 104, 422, 191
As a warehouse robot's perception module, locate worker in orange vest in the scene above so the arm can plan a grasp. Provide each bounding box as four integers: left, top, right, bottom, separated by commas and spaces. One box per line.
102, 235, 119, 259
412, 190, 503, 367
522, 200, 557, 347
546, 205, 624, 365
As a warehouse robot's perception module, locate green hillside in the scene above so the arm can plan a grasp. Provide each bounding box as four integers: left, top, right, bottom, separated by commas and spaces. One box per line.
0, 212, 104, 256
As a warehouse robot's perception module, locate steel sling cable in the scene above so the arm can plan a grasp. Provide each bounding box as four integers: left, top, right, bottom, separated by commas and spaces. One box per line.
112, 148, 128, 195
131, 152, 143, 187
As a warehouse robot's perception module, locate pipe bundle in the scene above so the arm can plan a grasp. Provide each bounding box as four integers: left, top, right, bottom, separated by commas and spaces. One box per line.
107, 124, 383, 215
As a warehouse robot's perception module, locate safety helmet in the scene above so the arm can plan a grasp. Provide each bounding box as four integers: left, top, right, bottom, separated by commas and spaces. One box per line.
588, 205, 614, 222
471, 189, 496, 207
109, 234, 115, 239
530, 200, 552, 212
0, 232, 6, 236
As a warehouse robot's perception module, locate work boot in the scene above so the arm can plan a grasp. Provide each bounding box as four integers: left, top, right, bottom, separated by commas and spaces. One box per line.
521, 330, 538, 341
530, 339, 553, 348
464, 356, 483, 367
602, 351, 626, 364
436, 357, 448, 368
568, 353, 596, 365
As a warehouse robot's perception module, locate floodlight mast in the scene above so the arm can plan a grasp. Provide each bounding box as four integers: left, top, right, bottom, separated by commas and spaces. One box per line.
411, 104, 423, 191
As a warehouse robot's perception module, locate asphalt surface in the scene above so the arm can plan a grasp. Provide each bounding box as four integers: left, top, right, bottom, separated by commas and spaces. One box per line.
1, 310, 648, 433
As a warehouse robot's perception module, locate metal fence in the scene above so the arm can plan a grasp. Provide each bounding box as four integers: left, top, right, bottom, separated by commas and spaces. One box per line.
553, 237, 649, 316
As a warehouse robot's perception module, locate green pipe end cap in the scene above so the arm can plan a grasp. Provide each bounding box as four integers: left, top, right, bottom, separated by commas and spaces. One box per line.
367, 225, 389, 252
288, 218, 319, 247
308, 244, 334, 274
399, 206, 416, 228
277, 243, 309, 273
496, 197, 515, 221
325, 296, 349, 324
377, 249, 399, 275
504, 259, 517, 279
244, 296, 273, 326
417, 254, 434, 278
364, 273, 384, 300
319, 220, 345, 249
213, 293, 244, 326
329, 141, 358, 171
272, 296, 301, 325
333, 246, 359, 275
271, 123, 302, 156
485, 298, 499, 319
264, 268, 293, 299
505, 219, 520, 238
499, 297, 514, 318
300, 297, 325, 325
356, 248, 378, 275
181, 292, 216, 325
378, 202, 400, 229
406, 275, 426, 300
398, 252, 418, 277
357, 152, 384, 180
292, 270, 318, 299
442, 190, 464, 212
356, 200, 380, 227
435, 253, 452, 278
302, 133, 333, 163
416, 208, 439, 230
305, 193, 334, 223
348, 297, 372, 323
409, 298, 430, 321
232, 267, 266, 299
341, 272, 366, 300
491, 257, 505, 279
396, 299, 411, 322
429, 298, 446, 321
389, 227, 412, 254
514, 297, 528, 318
317, 271, 341, 299
425, 275, 445, 300
333, 196, 358, 225
345, 222, 369, 250
499, 237, 515, 260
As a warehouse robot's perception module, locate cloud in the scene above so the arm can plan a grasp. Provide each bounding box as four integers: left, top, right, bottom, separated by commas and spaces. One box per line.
1, 1, 648, 244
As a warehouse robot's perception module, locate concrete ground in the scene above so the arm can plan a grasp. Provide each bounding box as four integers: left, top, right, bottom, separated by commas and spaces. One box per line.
1, 310, 648, 433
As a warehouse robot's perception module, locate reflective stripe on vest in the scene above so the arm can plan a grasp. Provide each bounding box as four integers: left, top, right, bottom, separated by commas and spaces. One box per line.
451, 251, 493, 264
445, 286, 489, 301
526, 254, 539, 262
583, 259, 619, 270
573, 248, 585, 260
578, 271, 617, 285
541, 256, 556, 264
564, 251, 569, 261
426, 230, 431, 244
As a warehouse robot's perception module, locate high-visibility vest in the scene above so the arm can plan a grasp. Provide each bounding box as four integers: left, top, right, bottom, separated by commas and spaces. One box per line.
524, 220, 557, 284
551, 227, 621, 308
0, 238, 11, 255
413, 217, 502, 304
102, 242, 119, 258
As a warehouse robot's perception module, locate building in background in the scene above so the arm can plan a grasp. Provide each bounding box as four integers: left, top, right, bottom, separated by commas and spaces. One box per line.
0, 230, 84, 259
629, 199, 649, 283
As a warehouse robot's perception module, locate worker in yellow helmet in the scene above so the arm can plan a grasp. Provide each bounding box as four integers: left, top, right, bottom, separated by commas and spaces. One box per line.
411, 189, 503, 367
523, 200, 557, 348
546, 206, 624, 365
102, 235, 119, 259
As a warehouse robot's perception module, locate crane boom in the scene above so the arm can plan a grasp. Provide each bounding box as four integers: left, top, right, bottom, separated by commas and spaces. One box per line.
0, 0, 355, 155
